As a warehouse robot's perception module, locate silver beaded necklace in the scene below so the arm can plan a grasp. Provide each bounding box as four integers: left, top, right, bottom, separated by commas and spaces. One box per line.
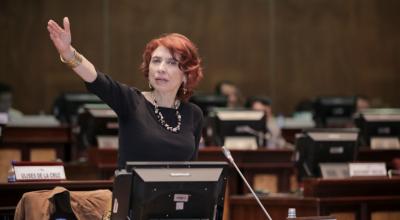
153, 94, 182, 133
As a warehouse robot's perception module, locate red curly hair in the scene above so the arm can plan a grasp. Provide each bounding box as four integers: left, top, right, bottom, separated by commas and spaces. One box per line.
140, 33, 203, 101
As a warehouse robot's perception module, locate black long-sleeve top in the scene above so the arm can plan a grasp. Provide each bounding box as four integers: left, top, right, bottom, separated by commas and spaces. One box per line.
85, 72, 203, 169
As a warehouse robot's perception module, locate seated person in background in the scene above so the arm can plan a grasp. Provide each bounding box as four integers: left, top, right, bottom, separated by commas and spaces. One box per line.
0, 82, 23, 120
215, 80, 244, 108
356, 95, 371, 112
246, 96, 287, 148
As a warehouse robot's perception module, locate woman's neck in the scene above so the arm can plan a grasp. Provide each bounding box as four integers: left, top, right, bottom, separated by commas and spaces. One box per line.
152, 90, 177, 108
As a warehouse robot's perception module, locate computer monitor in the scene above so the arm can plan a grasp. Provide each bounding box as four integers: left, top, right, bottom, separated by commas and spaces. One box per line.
313, 96, 357, 128
111, 161, 228, 220
52, 92, 104, 124
208, 108, 266, 148
354, 108, 400, 149
295, 128, 359, 180
77, 104, 118, 148
189, 94, 228, 116
0, 112, 7, 138
0, 112, 7, 125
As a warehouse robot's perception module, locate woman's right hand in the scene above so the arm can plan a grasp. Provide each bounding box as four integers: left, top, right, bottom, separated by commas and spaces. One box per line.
47, 17, 74, 59
47, 17, 97, 82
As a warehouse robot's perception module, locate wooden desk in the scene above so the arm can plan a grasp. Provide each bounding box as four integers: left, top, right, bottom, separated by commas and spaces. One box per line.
303, 177, 400, 220
83, 147, 296, 194
0, 180, 113, 217
230, 194, 319, 220
357, 148, 400, 169
0, 125, 71, 161
198, 147, 295, 194
230, 177, 400, 220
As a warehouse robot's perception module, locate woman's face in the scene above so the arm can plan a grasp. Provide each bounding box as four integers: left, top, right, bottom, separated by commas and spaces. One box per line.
220, 84, 239, 107
148, 45, 185, 95
252, 101, 272, 118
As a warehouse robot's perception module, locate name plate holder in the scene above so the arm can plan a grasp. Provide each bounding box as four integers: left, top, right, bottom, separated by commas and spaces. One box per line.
320, 162, 387, 179
349, 162, 387, 177
12, 161, 66, 182
319, 163, 350, 179
371, 137, 400, 150
97, 135, 119, 149
224, 136, 258, 150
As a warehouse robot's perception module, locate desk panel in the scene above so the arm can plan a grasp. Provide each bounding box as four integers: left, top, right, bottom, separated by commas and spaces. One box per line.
84, 147, 296, 194
0, 125, 71, 161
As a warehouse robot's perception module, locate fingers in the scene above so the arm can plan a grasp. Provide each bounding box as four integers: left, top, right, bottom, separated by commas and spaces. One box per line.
47, 19, 64, 35
63, 17, 71, 34
47, 20, 58, 31
47, 21, 57, 34
47, 20, 63, 48
47, 20, 59, 36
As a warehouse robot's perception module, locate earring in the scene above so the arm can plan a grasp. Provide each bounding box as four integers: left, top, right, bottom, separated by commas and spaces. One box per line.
148, 82, 153, 90
182, 81, 187, 95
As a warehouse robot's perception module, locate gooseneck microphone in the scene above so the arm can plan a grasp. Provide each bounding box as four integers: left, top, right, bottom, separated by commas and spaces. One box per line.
222, 146, 273, 220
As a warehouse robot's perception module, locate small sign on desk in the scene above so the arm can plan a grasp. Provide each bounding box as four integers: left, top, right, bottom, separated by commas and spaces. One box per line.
349, 162, 387, 177
12, 161, 66, 181
371, 137, 400, 150
224, 136, 258, 150
0, 112, 8, 125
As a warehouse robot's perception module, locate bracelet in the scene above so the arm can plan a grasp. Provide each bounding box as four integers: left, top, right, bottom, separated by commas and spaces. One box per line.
60, 50, 83, 68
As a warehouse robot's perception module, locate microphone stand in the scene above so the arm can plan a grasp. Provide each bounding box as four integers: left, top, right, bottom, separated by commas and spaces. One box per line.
222, 146, 273, 220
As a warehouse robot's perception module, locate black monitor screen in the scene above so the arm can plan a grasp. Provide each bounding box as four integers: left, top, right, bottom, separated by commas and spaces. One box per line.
77, 105, 118, 148
111, 162, 228, 220
0, 112, 7, 138
296, 128, 358, 180
355, 108, 400, 147
52, 92, 104, 124
313, 96, 356, 128
189, 94, 228, 116
208, 109, 266, 147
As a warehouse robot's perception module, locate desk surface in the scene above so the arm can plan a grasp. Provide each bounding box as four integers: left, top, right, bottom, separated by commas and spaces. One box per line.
230, 177, 400, 220
0, 125, 72, 162
0, 180, 112, 190
303, 176, 400, 197
1, 125, 70, 144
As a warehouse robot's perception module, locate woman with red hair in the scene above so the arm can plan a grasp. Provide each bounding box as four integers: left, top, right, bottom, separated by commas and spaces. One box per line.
47, 17, 204, 168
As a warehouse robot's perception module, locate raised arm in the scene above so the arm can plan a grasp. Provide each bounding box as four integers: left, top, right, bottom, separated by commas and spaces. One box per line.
47, 17, 97, 82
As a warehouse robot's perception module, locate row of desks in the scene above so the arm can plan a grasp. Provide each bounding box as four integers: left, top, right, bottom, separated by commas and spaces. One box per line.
0, 125, 71, 161
230, 177, 400, 220
1, 125, 400, 220
81, 147, 296, 194
1, 177, 400, 220
1, 125, 399, 168
1, 125, 399, 163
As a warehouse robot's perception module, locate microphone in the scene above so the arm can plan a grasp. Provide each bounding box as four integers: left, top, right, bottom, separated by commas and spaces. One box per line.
222, 146, 273, 220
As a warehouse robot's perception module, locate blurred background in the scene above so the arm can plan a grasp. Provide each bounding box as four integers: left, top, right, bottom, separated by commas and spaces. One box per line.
1, 0, 399, 115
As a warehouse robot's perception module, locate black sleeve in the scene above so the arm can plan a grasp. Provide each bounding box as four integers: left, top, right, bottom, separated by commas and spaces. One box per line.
190, 104, 204, 160
84, 72, 140, 118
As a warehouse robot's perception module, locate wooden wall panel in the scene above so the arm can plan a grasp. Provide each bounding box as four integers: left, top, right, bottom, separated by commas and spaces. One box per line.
0, 0, 399, 114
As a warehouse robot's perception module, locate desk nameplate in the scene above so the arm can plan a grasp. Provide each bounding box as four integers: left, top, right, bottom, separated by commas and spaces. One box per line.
349, 162, 387, 177
13, 162, 66, 181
